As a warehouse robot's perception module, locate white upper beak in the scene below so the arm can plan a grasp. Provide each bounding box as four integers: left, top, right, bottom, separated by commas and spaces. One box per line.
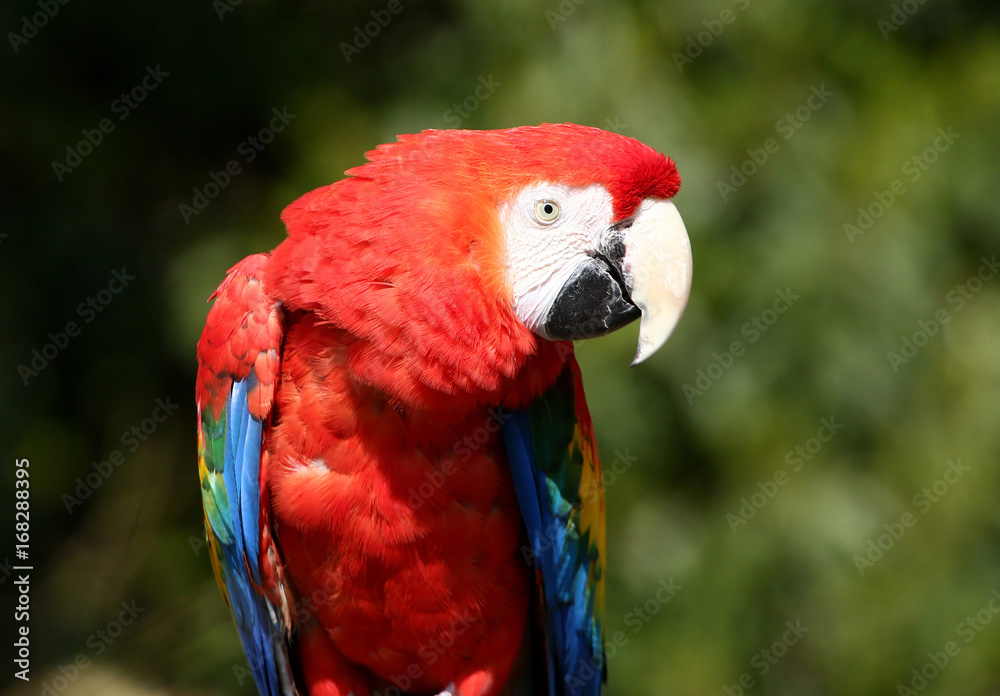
623, 199, 693, 364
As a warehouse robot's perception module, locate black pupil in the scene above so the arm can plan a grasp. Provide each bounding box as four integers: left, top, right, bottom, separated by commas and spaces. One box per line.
543, 204, 553, 214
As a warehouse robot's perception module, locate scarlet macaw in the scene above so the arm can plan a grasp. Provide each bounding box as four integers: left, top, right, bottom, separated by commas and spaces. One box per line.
196, 124, 691, 696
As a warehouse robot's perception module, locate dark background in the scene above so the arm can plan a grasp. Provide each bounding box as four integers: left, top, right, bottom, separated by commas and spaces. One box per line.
3, 0, 1000, 694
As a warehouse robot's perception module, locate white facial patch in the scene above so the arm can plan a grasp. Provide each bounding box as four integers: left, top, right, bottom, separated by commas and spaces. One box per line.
499, 183, 615, 335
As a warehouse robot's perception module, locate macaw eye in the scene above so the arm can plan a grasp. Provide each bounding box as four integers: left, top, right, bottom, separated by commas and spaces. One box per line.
534, 200, 560, 223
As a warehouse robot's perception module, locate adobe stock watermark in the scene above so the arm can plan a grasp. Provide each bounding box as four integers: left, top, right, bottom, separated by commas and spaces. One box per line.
518, 451, 637, 569
51, 65, 169, 181
18, 268, 136, 386
7, 0, 70, 54
190, 551, 331, 626
236, 611, 478, 694
33, 600, 144, 695
0, 556, 14, 585
716, 84, 833, 201
178, 106, 296, 223
517, 450, 639, 567
727, 417, 844, 533
603, 116, 630, 135
566, 577, 682, 694
546, 0, 587, 30
581, 448, 638, 504
843, 127, 960, 244
405, 407, 512, 510
853, 458, 969, 576
887, 256, 997, 373
212, 0, 243, 21
338, 613, 479, 696
442, 75, 501, 128
878, 0, 931, 40
673, 0, 751, 72
683, 288, 799, 404
722, 620, 809, 695
61, 397, 179, 514
621, 577, 683, 634
896, 587, 1000, 695
340, 0, 413, 63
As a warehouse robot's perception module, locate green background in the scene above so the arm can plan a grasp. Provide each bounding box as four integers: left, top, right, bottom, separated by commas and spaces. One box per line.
3, 0, 1000, 694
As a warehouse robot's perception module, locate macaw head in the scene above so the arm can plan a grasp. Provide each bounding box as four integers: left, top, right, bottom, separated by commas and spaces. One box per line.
272, 124, 691, 408
466, 124, 690, 364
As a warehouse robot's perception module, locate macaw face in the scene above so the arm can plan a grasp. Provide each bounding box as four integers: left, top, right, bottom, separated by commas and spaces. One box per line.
500, 182, 692, 363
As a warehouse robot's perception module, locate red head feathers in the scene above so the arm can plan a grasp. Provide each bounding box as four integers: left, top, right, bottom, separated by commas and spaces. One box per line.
268, 124, 683, 412
350, 123, 681, 221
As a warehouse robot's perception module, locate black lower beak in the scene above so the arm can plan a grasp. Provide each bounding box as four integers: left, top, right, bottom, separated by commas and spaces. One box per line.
541, 248, 640, 341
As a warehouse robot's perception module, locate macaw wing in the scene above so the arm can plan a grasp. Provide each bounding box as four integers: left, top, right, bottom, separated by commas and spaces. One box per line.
196, 253, 297, 696
502, 356, 607, 696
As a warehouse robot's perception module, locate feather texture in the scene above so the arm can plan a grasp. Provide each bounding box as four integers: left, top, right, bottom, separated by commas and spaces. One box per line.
502, 357, 606, 696
197, 255, 296, 696
198, 125, 682, 696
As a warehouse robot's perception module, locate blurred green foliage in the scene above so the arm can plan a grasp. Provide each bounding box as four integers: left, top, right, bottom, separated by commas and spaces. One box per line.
3, 0, 1000, 694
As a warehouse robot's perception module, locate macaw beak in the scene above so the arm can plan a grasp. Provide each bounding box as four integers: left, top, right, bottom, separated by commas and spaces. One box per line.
623, 199, 692, 364
540, 199, 692, 364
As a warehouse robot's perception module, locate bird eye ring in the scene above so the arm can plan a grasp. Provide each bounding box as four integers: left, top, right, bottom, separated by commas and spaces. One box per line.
534, 200, 560, 224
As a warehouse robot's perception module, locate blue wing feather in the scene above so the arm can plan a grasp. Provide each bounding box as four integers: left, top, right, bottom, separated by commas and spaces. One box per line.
197, 255, 294, 696
502, 411, 559, 696
502, 361, 606, 696
205, 377, 289, 696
